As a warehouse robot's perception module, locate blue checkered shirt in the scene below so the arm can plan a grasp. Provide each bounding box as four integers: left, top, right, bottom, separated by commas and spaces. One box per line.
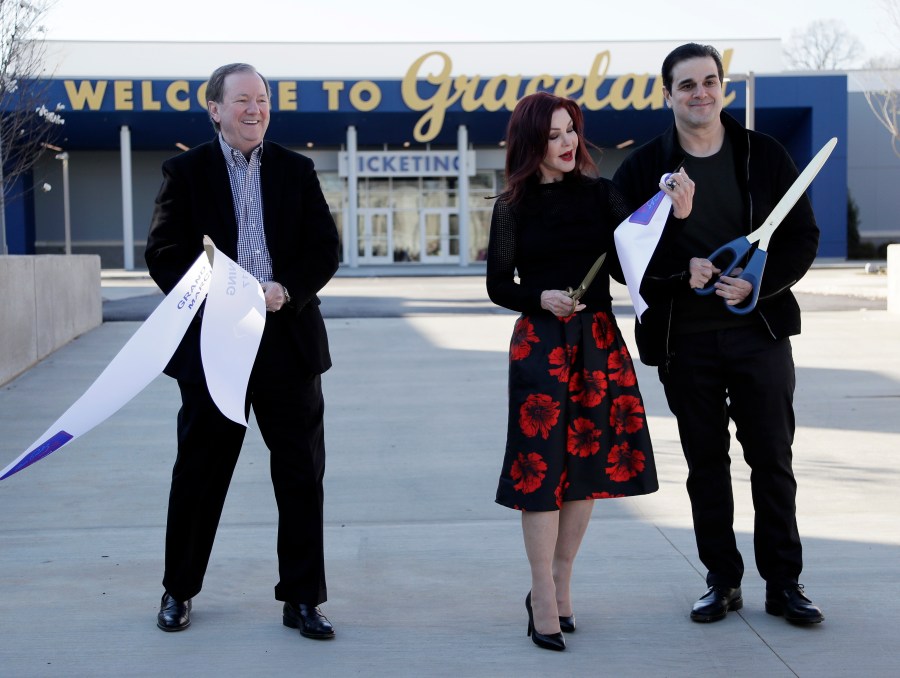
218, 135, 273, 283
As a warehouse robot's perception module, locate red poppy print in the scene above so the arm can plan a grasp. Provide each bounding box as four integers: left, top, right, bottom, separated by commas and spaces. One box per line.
554, 467, 570, 508
567, 417, 601, 457
510, 317, 540, 361
588, 491, 626, 499
511, 452, 548, 494
570, 369, 608, 407
548, 345, 577, 382
609, 395, 645, 434
519, 394, 561, 439
592, 312, 616, 349
606, 442, 646, 482
608, 349, 637, 387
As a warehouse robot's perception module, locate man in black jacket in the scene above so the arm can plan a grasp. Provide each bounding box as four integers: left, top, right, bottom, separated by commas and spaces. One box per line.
145, 63, 340, 638
613, 43, 824, 625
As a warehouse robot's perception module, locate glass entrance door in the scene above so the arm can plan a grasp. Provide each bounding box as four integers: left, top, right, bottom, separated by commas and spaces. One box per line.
420, 208, 460, 263
357, 209, 393, 264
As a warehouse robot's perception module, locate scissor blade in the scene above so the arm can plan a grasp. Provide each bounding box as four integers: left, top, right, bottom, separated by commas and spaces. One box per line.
753, 137, 838, 250
568, 252, 607, 300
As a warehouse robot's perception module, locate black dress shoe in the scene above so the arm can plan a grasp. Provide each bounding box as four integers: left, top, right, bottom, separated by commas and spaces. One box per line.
765, 584, 824, 624
690, 585, 743, 623
525, 592, 565, 651
559, 615, 576, 633
157, 592, 191, 632
283, 602, 335, 639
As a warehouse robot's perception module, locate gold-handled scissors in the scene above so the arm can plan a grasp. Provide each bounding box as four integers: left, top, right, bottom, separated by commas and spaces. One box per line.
566, 252, 607, 302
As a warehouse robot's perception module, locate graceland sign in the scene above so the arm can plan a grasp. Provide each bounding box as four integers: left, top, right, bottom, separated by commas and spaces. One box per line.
41, 49, 738, 143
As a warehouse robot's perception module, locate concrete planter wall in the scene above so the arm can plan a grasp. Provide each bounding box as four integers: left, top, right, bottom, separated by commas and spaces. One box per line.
0, 255, 102, 386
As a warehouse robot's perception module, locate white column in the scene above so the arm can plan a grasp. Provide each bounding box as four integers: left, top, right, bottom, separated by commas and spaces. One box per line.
56, 153, 71, 255
457, 124, 470, 267
347, 125, 359, 268
888, 244, 900, 314
120, 126, 135, 270
746, 72, 755, 131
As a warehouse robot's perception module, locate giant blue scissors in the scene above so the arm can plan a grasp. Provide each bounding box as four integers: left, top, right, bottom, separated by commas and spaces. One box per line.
695, 137, 838, 315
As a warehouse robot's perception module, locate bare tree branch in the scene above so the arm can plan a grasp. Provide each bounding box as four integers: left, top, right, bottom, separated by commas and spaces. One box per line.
1, 0, 64, 253
784, 19, 863, 70
859, 1, 900, 158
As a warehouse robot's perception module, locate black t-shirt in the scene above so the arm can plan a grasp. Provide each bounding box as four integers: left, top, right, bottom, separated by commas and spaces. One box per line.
672, 135, 756, 334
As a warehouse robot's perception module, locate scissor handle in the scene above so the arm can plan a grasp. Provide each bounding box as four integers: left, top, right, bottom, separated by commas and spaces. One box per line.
694, 237, 749, 296
725, 247, 767, 315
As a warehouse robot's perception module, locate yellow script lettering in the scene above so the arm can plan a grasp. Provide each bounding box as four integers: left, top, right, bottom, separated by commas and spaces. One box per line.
401, 51, 464, 143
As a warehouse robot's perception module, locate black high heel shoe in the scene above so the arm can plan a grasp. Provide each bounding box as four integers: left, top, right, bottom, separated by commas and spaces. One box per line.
559, 615, 576, 633
525, 592, 566, 651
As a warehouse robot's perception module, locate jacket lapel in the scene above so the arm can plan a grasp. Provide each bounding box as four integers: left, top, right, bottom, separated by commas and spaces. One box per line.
204, 140, 240, 258
260, 141, 283, 263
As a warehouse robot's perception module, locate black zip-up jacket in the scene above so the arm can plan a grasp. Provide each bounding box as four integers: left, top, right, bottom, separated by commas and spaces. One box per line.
612, 112, 820, 367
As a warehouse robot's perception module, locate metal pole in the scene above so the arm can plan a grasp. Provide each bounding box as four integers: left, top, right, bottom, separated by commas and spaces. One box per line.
56, 152, 71, 255
0, 131, 7, 255
457, 124, 469, 266
347, 125, 359, 268
120, 126, 135, 269
746, 72, 755, 131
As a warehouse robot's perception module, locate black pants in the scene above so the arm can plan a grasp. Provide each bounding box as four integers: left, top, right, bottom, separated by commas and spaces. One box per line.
659, 324, 802, 590
163, 321, 327, 605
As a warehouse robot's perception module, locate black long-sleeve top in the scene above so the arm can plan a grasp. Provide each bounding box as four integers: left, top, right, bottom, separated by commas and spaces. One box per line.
486, 175, 630, 315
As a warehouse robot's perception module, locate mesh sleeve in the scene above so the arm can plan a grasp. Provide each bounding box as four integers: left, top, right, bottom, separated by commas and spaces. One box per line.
485, 198, 541, 313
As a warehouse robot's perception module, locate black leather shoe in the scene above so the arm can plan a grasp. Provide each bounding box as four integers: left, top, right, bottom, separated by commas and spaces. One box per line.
525, 592, 565, 651
690, 585, 743, 622
559, 615, 576, 633
283, 602, 335, 639
157, 592, 191, 632
766, 584, 824, 624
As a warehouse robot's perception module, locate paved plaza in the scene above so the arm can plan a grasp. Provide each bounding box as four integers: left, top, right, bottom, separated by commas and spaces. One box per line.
1, 267, 898, 676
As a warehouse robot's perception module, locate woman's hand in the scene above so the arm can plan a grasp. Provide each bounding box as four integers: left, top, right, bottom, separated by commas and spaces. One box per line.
541, 289, 585, 318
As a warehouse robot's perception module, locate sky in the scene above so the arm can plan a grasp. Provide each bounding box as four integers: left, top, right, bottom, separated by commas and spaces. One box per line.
40, 0, 895, 68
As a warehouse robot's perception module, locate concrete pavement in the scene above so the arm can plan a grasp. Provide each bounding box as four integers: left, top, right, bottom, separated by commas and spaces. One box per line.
1, 267, 898, 676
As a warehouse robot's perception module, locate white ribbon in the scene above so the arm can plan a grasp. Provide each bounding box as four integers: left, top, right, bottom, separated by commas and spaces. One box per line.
200, 236, 266, 425
1, 238, 264, 481
613, 175, 674, 322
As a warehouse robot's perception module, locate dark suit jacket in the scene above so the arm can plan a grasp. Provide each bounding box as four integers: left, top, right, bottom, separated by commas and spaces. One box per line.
145, 138, 340, 383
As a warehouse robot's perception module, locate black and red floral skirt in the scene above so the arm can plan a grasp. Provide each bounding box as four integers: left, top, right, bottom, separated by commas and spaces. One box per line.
495, 310, 658, 511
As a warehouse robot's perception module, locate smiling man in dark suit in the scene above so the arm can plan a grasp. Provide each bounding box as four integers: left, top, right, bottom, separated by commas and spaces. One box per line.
145, 62, 340, 639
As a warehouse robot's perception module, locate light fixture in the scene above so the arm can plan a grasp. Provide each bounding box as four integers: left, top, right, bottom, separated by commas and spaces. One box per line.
402, 141, 411, 148
306, 142, 314, 148
175, 142, 190, 151
499, 140, 507, 147
42, 142, 63, 152
615, 139, 635, 149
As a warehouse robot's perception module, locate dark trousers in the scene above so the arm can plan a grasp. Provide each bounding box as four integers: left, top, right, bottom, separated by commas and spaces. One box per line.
163, 320, 327, 605
659, 324, 802, 590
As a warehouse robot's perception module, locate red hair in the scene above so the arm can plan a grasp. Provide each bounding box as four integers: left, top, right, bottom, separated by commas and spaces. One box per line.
501, 92, 597, 206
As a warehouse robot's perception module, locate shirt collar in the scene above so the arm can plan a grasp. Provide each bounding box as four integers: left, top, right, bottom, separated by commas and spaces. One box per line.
218, 134, 263, 167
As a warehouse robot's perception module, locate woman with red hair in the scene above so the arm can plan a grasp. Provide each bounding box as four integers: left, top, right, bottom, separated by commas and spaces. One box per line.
487, 92, 658, 651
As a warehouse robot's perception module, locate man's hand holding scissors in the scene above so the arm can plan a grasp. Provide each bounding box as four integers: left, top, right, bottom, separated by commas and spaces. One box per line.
690, 258, 753, 306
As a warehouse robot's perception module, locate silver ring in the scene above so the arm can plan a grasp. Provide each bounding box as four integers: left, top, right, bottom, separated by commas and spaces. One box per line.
666, 179, 677, 189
